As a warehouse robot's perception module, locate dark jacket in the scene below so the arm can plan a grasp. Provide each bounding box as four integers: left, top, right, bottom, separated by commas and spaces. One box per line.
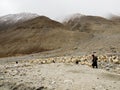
92, 56, 98, 66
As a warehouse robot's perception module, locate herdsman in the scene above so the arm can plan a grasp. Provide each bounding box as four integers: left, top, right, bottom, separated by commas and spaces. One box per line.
92, 54, 98, 68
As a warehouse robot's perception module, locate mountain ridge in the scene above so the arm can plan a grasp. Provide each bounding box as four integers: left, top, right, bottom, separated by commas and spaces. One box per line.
0, 13, 120, 57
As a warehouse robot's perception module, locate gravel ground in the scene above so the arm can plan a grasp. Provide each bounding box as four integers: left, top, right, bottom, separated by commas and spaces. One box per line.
0, 58, 120, 90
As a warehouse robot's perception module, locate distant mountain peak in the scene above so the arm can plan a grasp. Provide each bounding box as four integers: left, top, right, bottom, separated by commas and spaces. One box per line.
0, 13, 39, 30
108, 14, 120, 22
0, 12, 39, 23
62, 13, 84, 23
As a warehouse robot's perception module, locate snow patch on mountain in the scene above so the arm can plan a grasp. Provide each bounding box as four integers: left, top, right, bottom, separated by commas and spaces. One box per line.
0, 13, 39, 24
57, 13, 84, 23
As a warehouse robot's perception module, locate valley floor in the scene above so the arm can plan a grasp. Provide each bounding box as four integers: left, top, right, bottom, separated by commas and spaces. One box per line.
0, 54, 120, 90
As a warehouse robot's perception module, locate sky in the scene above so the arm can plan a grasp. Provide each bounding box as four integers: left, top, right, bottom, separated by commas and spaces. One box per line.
0, 0, 120, 19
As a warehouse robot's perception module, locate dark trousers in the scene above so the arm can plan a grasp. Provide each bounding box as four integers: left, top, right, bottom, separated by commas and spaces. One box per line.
92, 63, 98, 68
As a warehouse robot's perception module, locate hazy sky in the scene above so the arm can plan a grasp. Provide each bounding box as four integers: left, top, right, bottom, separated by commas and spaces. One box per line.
0, 0, 120, 19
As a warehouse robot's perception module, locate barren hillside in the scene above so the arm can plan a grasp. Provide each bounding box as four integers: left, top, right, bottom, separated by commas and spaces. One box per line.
63, 15, 116, 32
0, 13, 120, 57
63, 14, 120, 54
0, 16, 92, 57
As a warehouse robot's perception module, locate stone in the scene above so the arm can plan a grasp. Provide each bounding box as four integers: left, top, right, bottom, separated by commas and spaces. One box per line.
36, 86, 45, 90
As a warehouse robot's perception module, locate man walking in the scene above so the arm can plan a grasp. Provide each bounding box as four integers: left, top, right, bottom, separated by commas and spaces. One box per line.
92, 54, 98, 68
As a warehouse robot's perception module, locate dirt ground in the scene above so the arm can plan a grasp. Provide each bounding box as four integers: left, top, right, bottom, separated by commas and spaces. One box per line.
0, 57, 120, 90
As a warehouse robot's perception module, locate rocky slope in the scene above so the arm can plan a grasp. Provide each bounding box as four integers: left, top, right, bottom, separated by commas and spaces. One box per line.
63, 14, 120, 54
63, 14, 116, 32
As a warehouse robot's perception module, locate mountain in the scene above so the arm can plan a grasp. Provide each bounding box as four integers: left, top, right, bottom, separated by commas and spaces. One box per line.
63, 14, 116, 32
0, 15, 92, 57
0, 13, 120, 57
109, 14, 120, 22
0, 13, 39, 31
62, 13, 83, 22
62, 14, 120, 53
14, 16, 66, 30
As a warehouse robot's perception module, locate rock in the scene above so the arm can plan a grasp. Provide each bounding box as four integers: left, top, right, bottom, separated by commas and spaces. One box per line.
0, 76, 4, 80
36, 86, 47, 90
106, 67, 110, 71
51, 81, 56, 84
9, 70, 19, 76
64, 80, 73, 84
11, 83, 35, 90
